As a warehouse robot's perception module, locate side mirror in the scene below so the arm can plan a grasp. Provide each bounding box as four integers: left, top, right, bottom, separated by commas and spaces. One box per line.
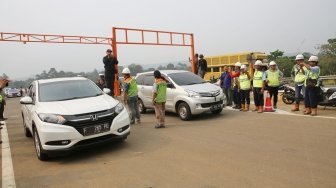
167, 83, 174, 88
20, 96, 33, 105
103, 88, 111, 94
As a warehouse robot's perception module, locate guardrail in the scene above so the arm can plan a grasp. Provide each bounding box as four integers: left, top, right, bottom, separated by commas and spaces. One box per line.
282, 75, 336, 86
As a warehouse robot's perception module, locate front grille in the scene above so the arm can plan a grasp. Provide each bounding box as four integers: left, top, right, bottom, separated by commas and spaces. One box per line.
201, 100, 223, 108
75, 134, 120, 146
199, 90, 220, 97
63, 110, 117, 135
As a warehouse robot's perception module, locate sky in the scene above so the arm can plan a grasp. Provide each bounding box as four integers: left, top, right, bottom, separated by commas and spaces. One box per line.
1, 0, 336, 80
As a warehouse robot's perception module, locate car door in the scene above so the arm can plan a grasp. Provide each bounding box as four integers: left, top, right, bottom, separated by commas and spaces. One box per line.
163, 76, 174, 111
25, 83, 37, 130
142, 74, 155, 107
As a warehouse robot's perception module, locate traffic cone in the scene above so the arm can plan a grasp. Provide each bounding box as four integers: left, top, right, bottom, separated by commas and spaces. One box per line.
264, 91, 275, 112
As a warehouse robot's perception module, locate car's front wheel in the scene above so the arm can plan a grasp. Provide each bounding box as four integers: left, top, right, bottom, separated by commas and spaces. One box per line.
177, 102, 192, 121
33, 127, 48, 161
138, 99, 147, 114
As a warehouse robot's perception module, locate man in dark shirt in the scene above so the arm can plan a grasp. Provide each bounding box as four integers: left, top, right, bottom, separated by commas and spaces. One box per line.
103, 49, 118, 96
198, 54, 207, 79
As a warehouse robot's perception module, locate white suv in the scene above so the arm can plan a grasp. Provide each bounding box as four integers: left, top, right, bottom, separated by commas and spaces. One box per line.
20, 77, 130, 161
136, 70, 226, 120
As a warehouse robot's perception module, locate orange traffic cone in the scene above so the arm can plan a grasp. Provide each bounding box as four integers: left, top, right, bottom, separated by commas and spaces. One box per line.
264, 91, 275, 112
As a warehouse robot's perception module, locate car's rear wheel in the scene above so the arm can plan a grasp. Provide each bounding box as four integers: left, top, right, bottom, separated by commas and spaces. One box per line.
138, 99, 146, 114
22, 114, 32, 137
33, 127, 48, 161
178, 102, 192, 121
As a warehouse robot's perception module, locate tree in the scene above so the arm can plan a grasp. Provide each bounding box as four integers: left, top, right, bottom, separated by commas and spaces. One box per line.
166, 63, 175, 70
128, 64, 143, 76
268, 49, 284, 61
318, 38, 336, 75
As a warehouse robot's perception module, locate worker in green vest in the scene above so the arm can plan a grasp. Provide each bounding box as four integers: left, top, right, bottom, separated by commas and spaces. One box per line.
122, 68, 140, 125
266, 61, 283, 109
152, 70, 167, 129
291, 54, 307, 111
238, 65, 251, 112
252, 60, 267, 113
303, 56, 320, 116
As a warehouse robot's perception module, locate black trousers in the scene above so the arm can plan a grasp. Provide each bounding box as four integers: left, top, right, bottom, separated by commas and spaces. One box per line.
233, 86, 241, 107
240, 89, 251, 104
253, 87, 264, 106
268, 86, 279, 106
105, 70, 115, 96
0, 102, 4, 119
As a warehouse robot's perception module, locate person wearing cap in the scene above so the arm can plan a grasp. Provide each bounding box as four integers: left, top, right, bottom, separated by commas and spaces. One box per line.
189, 53, 199, 75
252, 60, 267, 113
198, 54, 207, 79
230, 62, 242, 109
0, 79, 9, 122
102, 49, 118, 97
152, 70, 167, 128
302, 56, 320, 116
290, 54, 307, 111
219, 66, 233, 106
122, 68, 140, 124
265, 61, 283, 109
238, 64, 251, 112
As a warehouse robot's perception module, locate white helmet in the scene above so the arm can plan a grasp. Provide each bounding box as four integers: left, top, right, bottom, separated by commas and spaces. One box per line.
240, 65, 247, 69
122, 68, 131, 74
254, 60, 263, 66
308, 56, 319, 62
269, 61, 277, 66
295, 54, 304, 61
234, 62, 241, 67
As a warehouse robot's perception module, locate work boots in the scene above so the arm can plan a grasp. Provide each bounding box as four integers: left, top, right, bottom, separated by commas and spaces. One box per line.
310, 108, 317, 116
303, 107, 312, 115
245, 104, 250, 112
291, 104, 299, 111
240, 104, 245, 112
257, 106, 263, 113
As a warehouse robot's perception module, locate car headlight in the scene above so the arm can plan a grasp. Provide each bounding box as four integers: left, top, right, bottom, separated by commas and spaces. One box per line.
114, 103, 124, 114
37, 113, 66, 124
185, 89, 201, 98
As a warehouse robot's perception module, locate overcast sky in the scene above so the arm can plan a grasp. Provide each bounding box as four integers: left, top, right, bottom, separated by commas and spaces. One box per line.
1, 0, 336, 80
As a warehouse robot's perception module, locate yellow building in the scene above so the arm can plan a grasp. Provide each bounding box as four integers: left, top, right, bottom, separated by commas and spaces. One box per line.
204, 52, 268, 81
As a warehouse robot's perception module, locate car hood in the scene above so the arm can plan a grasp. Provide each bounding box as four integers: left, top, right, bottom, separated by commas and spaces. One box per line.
36, 95, 119, 115
180, 82, 220, 93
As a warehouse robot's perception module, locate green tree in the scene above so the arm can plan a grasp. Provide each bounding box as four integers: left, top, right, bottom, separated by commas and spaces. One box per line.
318, 38, 336, 75
268, 49, 284, 61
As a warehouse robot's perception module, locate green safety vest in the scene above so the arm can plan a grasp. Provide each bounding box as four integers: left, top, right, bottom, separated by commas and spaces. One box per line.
124, 77, 138, 97
253, 71, 263, 88
294, 66, 307, 84
304, 67, 320, 87
0, 94, 3, 102
155, 78, 167, 103
267, 70, 280, 87
239, 74, 251, 90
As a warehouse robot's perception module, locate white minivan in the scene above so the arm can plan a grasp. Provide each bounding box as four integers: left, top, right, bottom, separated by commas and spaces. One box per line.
20, 77, 130, 161
136, 70, 226, 120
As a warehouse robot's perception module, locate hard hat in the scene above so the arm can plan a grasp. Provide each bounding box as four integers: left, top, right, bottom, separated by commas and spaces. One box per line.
234, 62, 241, 67
122, 68, 131, 74
295, 54, 304, 61
240, 65, 247, 69
154, 70, 161, 77
269, 61, 277, 66
308, 56, 319, 62
254, 60, 263, 66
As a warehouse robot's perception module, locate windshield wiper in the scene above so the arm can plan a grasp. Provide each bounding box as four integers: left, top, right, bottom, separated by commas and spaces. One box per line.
187, 82, 201, 85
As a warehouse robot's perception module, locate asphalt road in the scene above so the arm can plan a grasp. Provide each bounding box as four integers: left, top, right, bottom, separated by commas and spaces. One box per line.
1, 97, 336, 188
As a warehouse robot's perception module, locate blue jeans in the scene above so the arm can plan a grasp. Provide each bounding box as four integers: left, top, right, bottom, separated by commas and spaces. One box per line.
295, 84, 305, 104
304, 87, 318, 108
222, 87, 233, 106
127, 95, 140, 122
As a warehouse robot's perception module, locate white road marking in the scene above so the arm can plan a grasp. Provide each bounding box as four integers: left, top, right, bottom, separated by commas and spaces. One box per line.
1, 121, 16, 188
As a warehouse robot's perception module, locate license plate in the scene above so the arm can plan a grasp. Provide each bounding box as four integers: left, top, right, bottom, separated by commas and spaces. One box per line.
83, 123, 110, 136
210, 104, 222, 110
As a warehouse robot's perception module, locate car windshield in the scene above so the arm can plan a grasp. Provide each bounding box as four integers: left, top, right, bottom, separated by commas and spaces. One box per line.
168, 72, 206, 86
39, 80, 103, 102
9, 89, 19, 93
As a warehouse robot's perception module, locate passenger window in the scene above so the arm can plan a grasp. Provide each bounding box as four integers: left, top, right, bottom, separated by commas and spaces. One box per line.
136, 75, 144, 85
144, 75, 154, 86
